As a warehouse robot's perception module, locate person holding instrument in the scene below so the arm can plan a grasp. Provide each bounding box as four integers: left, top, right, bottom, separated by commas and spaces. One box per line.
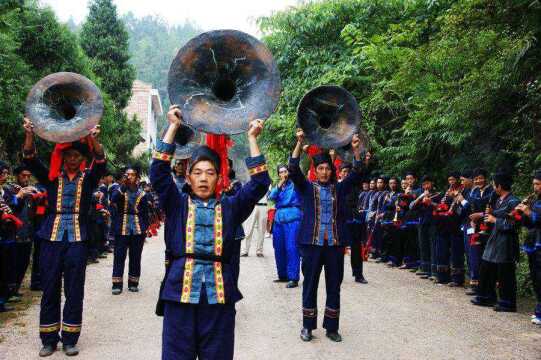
110, 164, 153, 295
471, 172, 520, 312
514, 170, 541, 326
150, 105, 270, 360
289, 128, 370, 343
22, 117, 106, 357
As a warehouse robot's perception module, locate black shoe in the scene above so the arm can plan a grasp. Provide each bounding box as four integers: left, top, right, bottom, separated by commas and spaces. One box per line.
106, 247, 114, 253
493, 305, 516, 313
326, 331, 342, 342
98, 254, 107, 259
419, 275, 430, 279
240, 253, 248, 257
112, 288, 122, 295
416, 272, 429, 276
128, 286, 139, 292
465, 289, 478, 296
87, 258, 99, 264
273, 278, 288, 283
286, 281, 298, 288
39, 344, 57, 357
447, 282, 463, 288
300, 328, 313, 342
63, 344, 79, 356
471, 298, 496, 307
355, 276, 368, 284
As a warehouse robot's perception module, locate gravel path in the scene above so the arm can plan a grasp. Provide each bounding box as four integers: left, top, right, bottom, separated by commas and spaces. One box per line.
1, 232, 540, 359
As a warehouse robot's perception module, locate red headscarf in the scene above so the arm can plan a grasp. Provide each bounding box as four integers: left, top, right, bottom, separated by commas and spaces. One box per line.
48, 136, 94, 181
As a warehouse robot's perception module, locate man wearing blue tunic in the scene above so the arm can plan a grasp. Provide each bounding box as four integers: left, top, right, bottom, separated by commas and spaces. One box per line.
268, 164, 302, 288
22, 118, 106, 357
150, 106, 270, 360
515, 170, 541, 326
110, 165, 153, 294
289, 128, 370, 343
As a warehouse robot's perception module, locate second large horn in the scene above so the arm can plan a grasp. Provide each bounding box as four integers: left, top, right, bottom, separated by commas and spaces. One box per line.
297, 85, 361, 149
168, 30, 281, 135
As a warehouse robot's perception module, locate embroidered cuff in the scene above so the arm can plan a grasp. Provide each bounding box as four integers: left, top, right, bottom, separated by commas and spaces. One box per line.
156, 139, 176, 154
246, 155, 267, 176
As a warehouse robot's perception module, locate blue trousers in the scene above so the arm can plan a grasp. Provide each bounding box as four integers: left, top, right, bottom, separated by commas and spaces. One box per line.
39, 240, 87, 346
0, 242, 15, 305
467, 235, 486, 289
528, 250, 541, 318
435, 232, 451, 283
300, 245, 344, 332
449, 232, 465, 284
418, 224, 436, 274
272, 220, 301, 281
31, 236, 42, 290
112, 235, 145, 288
14, 241, 32, 293
162, 300, 236, 360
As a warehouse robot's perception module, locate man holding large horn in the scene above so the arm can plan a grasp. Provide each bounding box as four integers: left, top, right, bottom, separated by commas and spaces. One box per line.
150, 106, 270, 360
22, 118, 106, 357
289, 128, 370, 343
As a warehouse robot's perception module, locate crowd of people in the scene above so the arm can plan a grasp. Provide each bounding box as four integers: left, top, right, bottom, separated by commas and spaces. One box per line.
0, 119, 162, 357
266, 144, 541, 339
0, 107, 540, 359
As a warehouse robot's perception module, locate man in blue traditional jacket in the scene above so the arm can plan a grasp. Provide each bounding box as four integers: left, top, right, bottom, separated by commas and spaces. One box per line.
22, 118, 106, 357
268, 164, 302, 288
351, 180, 370, 283
289, 128, 370, 343
471, 172, 520, 312
515, 170, 541, 326
150, 105, 270, 360
110, 165, 153, 294
410, 175, 441, 280
0, 161, 19, 313
459, 168, 494, 295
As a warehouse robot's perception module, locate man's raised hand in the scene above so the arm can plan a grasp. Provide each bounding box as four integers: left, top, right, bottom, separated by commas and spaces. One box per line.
247, 119, 264, 139
167, 105, 183, 127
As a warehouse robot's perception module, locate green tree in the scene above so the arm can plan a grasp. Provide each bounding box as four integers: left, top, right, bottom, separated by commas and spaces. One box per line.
80, 0, 135, 109
0, 0, 141, 168
122, 13, 202, 129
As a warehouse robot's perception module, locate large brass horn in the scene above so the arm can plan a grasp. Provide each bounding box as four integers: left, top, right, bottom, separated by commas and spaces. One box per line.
25, 72, 103, 143
297, 85, 361, 149
167, 30, 281, 134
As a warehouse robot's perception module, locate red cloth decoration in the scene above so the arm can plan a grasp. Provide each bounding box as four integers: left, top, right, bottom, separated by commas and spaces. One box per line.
205, 134, 233, 196
305, 145, 343, 181
1, 213, 23, 229
306, 145, 320, 181
48, 135, 94, 181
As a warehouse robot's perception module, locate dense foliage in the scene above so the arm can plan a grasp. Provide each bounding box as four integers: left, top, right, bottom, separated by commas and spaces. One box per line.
259, 0, 541, 190
0, 0, 141, 171
80, 0, 135, 109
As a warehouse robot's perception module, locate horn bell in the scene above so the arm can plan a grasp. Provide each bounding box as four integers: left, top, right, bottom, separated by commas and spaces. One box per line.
25, 72, 103, 143
297, 85, 360, 149
168, 30, 281, 135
